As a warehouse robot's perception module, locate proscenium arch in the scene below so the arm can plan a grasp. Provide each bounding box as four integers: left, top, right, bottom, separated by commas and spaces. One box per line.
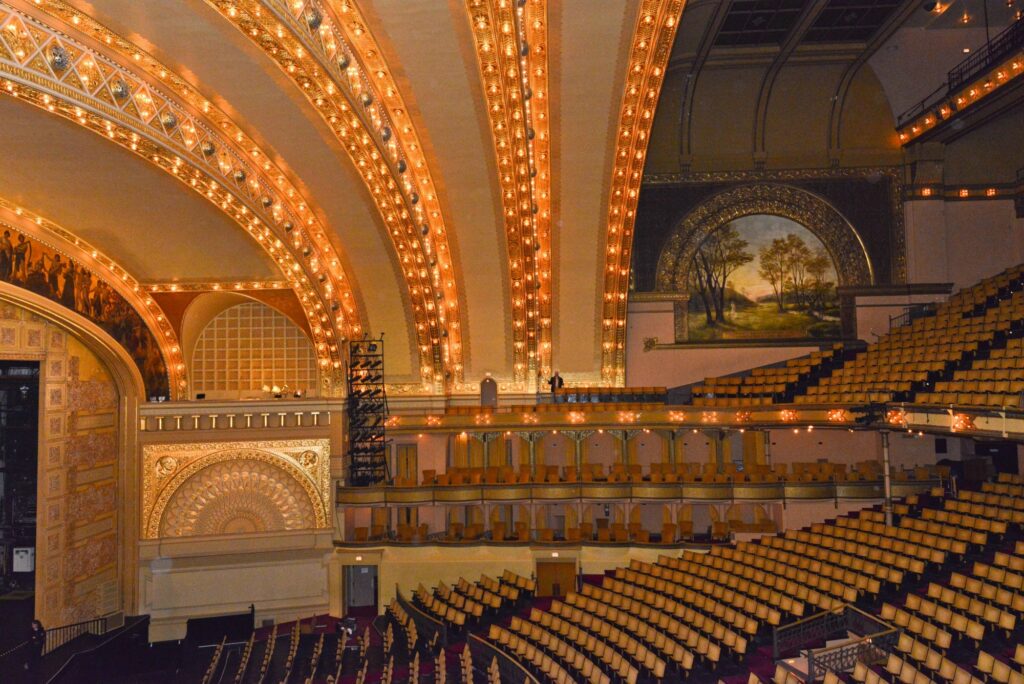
0, 2, 357, 373
0, 283, 145, 616
655, 184, 874, 292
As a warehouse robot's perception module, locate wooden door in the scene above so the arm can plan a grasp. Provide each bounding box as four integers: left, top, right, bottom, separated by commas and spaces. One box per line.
536, 561, 576, 597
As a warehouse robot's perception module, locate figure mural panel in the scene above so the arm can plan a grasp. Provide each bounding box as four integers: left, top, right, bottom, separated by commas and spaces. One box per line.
0, 228, 169, 397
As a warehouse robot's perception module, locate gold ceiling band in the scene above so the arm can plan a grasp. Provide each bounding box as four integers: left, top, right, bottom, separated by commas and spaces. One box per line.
14, 0, 368, 374
0, 198, 187, 396
144, 281, 291, 293
1, 1, 359, 385
466, 0, 552, 390
600, 0, 685, 386
205, 0, 466, 392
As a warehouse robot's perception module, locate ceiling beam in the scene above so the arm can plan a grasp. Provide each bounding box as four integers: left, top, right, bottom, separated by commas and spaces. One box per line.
827, 0, 920, 159
752, 0, 832, 162
678, 0, 733, 167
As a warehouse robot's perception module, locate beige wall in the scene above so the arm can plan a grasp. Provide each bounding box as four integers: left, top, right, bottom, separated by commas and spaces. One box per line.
139, 530, 333, 642
905, 199, 1024, 289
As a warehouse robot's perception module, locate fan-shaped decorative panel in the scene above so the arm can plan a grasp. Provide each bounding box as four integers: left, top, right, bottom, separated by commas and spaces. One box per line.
143, 440, 330, 539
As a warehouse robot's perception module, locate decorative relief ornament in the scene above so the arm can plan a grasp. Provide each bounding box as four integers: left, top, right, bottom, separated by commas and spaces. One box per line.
142, 440, 331, 538
48, 44, 69, 72
305, 7, 323, 30
111, 79, 130, 100
297, 450, 318, 469
155, 456, 178, 478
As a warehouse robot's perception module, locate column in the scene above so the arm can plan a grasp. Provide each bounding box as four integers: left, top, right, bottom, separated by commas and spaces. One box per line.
563, 431, 594, 472
881, 430, 893, 526
519, 432, 545, 479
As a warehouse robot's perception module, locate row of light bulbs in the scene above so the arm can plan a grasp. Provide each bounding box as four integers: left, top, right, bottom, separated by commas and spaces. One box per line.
212, 0, 465, 390
601, 0, 684, 386
468, 0, 552, 387
15, 1, 360, 380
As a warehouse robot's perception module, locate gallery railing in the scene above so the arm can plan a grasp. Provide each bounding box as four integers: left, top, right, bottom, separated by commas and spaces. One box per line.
774, 605, 898, 682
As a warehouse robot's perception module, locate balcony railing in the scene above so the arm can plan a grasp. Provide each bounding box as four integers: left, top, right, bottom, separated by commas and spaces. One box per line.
897, 16, 1024, 128
336, 478, 937, 507
138, 398, 336, 433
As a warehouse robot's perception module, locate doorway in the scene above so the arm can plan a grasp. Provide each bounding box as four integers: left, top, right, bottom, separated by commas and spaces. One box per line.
536, 560, 576, 598
0, 362, 40, 600
344, 565, 378, 616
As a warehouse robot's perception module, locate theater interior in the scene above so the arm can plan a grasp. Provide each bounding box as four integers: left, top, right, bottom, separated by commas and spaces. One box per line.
0, 0, 1022, 682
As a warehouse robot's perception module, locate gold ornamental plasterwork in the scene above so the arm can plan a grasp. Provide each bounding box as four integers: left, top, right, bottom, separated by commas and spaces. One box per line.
465, 0, 553, 387
655, 183, 875, 292
600, 0, 686, 386
203, 0, 466, 390
142, 438, 331, 539
0, 2, 356, 384
644, 166, 907, 283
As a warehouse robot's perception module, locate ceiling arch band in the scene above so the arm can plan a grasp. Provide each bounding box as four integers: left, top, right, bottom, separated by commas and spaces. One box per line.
0, 198, 185, 397
26, 0, 366, 349
205, 0, 467, 391
601, 0, 685, 386
0, 2, 354, 383
465, 0, 552, 389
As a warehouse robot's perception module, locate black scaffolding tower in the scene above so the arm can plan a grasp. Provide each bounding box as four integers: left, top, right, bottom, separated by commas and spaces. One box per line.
347, 337, 388, 486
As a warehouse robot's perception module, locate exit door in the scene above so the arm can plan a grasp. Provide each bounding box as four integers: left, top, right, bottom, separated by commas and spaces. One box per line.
536, 561, 576, 598
345, 565, 378, 613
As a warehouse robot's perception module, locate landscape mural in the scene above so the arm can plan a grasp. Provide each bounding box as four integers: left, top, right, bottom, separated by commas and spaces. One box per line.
685, 215, 842, 342
0, 228, 170, 397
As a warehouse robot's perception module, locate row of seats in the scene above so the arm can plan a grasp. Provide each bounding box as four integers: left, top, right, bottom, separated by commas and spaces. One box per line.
695, 263, 1024, 408
692, 348, 841, 403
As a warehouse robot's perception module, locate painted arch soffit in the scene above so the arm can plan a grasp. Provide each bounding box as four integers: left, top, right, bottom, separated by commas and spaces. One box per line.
0, 0, 361, 383
143, 439, 331, 540
203, 0, 467, 391
0, 199, 179, 398
654, 183, 875, 292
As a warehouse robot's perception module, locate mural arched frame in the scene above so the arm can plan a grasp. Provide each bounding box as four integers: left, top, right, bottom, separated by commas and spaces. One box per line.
655, 183, 874, 292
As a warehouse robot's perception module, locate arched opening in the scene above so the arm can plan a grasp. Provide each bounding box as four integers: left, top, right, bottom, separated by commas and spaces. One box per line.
655, 183, 874, 344
189, 300, 319, 400
0, 285, 144, 628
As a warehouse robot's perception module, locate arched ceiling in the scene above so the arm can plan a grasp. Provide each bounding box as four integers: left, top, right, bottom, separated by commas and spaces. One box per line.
1, 0, 1015, 394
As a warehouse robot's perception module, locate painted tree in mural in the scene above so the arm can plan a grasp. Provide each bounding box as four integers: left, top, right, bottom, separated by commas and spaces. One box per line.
758, 237, 789, 312
689, 225, 752, 326
758, 236, 833, 314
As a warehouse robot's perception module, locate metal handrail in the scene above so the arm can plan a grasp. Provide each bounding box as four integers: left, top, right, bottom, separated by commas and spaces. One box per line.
897, 16, 1024, 127
468, 633, 540, 684
0, 614, 111, 668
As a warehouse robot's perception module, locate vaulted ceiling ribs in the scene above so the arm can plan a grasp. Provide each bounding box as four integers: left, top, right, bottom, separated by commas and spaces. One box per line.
466, 0, 552, 389
205, 0, 467, 391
